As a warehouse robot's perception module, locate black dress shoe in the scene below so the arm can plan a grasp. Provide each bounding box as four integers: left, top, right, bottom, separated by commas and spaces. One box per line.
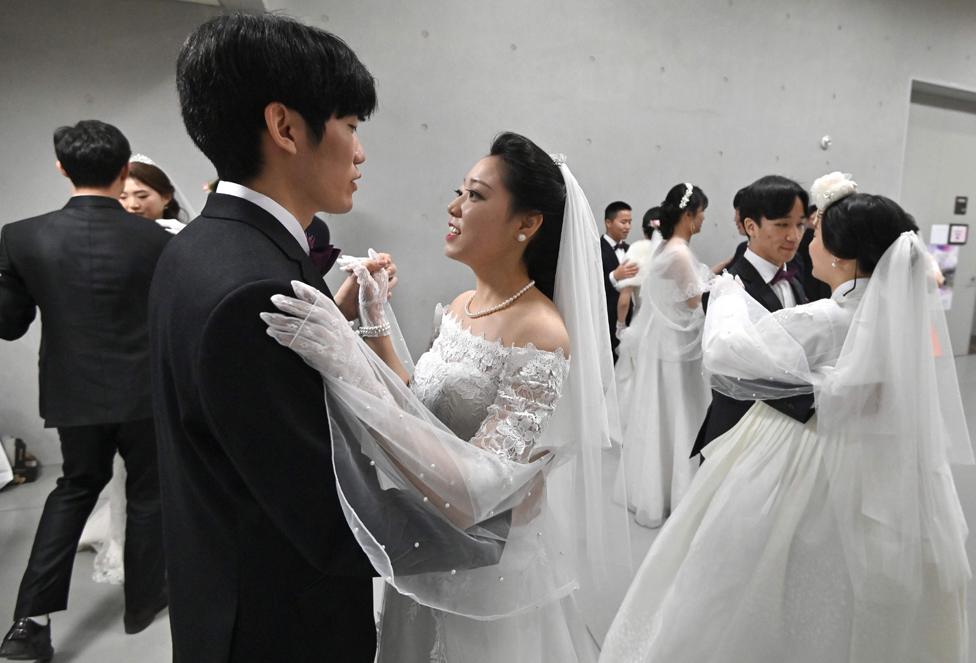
123, 592, 168, 635
0, 618, 53, 662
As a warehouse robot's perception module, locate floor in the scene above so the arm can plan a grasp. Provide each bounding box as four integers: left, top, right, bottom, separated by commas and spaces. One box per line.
1, 354, 976, 662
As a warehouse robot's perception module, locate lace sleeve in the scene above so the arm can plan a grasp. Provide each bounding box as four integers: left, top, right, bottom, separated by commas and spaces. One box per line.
470, 347, 570, 462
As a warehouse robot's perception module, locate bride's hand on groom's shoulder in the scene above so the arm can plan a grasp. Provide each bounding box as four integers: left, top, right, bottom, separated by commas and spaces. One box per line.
261, 281, 354, 367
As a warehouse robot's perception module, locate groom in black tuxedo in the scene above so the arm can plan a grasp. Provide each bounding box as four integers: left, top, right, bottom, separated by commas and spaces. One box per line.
600, 201, 639, 359
692, 176, 813, 459
0, 121, 169, 661
150, 15, 387, 662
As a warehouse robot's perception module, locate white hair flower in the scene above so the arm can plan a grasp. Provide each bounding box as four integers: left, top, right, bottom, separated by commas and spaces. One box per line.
810, 171, 857, 216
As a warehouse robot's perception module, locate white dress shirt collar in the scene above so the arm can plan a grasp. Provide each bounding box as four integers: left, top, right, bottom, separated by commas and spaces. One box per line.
743, 247, 784, 283
216, 181, 309, 254
744, 247, 796, 307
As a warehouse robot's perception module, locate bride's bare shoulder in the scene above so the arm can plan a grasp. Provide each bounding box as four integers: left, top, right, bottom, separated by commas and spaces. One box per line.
509, 292, 570, 356
445, 290, 476, 319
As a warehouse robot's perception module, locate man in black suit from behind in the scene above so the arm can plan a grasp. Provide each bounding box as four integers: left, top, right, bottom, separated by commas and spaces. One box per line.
150, 15, 397, 663
601, 201, 639, 360
0, 121, 170, 661
691, 175, 813, 459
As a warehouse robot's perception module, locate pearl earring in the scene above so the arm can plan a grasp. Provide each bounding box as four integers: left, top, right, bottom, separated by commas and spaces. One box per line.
831, 259, 838, 268
517, 233, 527, 242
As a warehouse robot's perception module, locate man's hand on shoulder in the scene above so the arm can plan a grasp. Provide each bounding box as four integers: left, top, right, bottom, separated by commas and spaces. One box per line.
613, 261, 639, 281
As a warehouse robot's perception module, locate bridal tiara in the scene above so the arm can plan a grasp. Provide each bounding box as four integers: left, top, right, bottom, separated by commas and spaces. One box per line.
678, 182, 694, 209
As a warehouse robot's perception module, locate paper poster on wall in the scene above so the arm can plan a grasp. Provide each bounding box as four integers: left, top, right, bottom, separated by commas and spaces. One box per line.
930, 224, 950, 244
928, 243, 959, 310
948, 223, 969, 245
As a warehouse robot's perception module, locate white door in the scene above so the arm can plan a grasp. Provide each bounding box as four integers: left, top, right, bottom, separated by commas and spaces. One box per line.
901, 82, 976, 356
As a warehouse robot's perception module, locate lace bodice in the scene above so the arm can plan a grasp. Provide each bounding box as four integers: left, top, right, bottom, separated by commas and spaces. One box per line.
410, 306, 570, 462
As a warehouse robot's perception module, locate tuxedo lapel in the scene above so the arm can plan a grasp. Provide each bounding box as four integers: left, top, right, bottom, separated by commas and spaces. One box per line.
788, 274, 808, 305
200, 193, 332, 298
732, 258, 783, 312
601, 238, 620, 270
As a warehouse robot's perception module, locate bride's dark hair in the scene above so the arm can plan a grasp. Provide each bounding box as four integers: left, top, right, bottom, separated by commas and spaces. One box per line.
658, 183, 708, 239
489, 132, 566, 300
820, 194, 918, 275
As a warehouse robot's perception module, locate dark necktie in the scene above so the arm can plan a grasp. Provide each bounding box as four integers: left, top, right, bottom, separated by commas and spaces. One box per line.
306, 232, 341, 275
769, 265, 798, 287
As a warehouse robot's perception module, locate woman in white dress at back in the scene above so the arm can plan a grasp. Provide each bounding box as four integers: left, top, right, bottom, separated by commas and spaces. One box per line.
615, 183, 712, 528
602, 174, 971, 663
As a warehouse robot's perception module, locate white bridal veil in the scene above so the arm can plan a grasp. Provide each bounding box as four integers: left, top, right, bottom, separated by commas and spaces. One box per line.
702, 229, 972, 639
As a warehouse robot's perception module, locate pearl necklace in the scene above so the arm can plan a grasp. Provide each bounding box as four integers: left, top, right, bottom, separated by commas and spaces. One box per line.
464, 280, 536, 319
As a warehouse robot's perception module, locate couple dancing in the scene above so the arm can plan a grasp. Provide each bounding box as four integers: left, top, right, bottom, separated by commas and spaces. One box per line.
154, 13, 970, 663
153, 13, 627, 663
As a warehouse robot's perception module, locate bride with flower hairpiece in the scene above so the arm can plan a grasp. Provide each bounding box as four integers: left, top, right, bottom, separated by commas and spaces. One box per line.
601, 173, 971, 663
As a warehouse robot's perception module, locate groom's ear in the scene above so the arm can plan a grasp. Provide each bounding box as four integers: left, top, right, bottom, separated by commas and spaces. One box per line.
263, 102, 301, 156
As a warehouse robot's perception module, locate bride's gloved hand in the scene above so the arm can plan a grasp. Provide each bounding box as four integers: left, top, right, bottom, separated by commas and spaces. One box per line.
351, 250, 390, 337
261, 281, 379, 391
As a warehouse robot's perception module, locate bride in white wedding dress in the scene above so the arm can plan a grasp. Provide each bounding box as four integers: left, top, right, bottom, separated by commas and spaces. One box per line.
601, 174, 971, 663
615, 183, 712, 528
264, 132, 632, 662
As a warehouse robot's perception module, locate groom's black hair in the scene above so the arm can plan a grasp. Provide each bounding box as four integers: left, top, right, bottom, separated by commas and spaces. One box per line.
738, 175, 808, 226
53, 120, 130, 188
177, 13, 376, 183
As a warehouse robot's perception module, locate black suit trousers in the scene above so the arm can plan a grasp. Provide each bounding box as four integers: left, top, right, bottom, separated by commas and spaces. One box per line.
14, 419, 165, 618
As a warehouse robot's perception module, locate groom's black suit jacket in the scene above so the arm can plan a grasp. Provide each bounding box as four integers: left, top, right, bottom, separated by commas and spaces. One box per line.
601, 238, 632, 357
149, 194, 376, 663
690, 256, 814, 458
0, 196, 170, 427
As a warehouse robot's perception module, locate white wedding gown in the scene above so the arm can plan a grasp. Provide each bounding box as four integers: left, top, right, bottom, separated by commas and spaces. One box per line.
376, 306, 598, 663
614, 238, 711, 527
602, 275, 970, 663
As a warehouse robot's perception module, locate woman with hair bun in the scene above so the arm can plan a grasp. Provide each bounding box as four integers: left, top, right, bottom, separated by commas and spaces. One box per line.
603, 173, 971, 663
615, 183, 712, 528
265, 132, 631, 661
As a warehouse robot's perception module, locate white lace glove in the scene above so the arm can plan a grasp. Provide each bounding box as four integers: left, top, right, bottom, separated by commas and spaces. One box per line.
337, 249, 391, 337
261, 281, 380, 392
708, 271, 744, 298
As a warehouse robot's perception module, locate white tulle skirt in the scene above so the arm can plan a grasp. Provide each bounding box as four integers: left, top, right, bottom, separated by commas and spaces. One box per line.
376, 584, 598, 663
615, 345, 709, 528
601, 403, 968, 663
77, 454, 126, 585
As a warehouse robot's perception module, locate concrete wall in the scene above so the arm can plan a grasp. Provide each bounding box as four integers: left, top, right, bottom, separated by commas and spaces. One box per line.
2, 0, 975, 462
273, 0, 976, 355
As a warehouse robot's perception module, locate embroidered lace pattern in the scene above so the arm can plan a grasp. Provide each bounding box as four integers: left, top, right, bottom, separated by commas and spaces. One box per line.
410, 307, 569, 462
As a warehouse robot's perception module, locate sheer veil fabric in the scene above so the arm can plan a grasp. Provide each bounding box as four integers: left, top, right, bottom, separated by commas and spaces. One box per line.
701, 231, 972, 649
300, 155, 632, 638
601, 231, 971, 662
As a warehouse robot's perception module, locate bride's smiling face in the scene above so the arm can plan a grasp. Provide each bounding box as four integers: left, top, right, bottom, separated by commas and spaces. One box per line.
444, 156, 523, 266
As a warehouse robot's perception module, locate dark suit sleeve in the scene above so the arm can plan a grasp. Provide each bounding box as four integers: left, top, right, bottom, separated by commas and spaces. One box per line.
196, 279, 343, 570
0, 228, 36, 340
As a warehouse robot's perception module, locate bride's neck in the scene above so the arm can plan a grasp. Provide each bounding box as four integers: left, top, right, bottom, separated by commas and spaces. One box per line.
470, 263, 533, 308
